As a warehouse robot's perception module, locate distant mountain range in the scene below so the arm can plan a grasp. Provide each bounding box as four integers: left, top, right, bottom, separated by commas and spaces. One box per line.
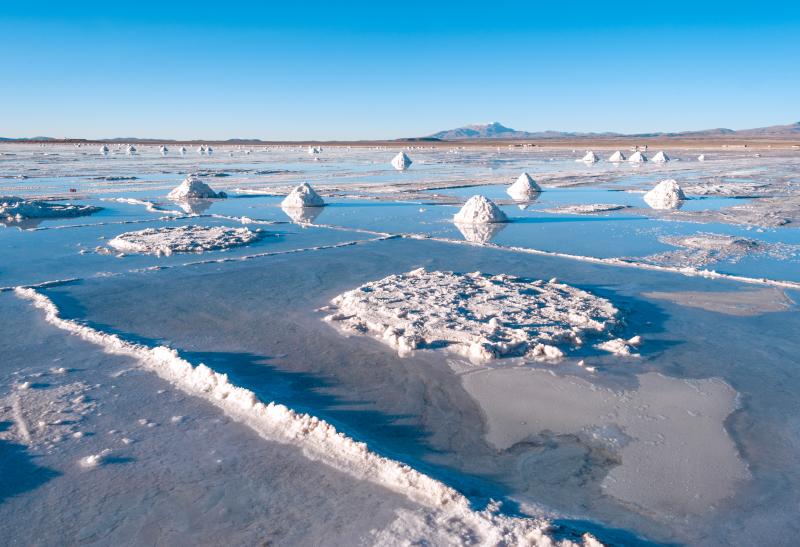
425, 121, 800, 140
2, 121, 799, 143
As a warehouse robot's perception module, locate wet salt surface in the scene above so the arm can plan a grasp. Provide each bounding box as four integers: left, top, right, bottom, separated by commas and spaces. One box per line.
3, 143, 800, 545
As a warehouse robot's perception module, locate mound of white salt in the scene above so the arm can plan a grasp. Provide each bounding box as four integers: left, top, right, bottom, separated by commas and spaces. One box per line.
1, 196, 101, 222
546, 204, 629, 215
160, 145, 169, 156
281, 182, 325, 208
608, 150, 626, 162
391, 152, 412, 171
644, 179, 686, 209
179, 146, 187, 155
629, 151, 647, 163
322, 269, 634, 363
506, 172, 541, 200
167, 176, 226, 200
126, 145, 136, 155
651, 151, 670, 163
453, 195, 507, 224
99, 145, 109, 156
579, 151, 599, 163
697, 154, 706, 162
107, 225, 259, 256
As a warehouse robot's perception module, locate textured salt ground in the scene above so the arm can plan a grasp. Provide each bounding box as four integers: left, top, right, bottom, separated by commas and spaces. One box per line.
0, 295, 419, 546
107, 225, 261, 256
637, 233, 800, 269
2, 291, 600, 547
642, 288, 795, 316
322, 269, 639, 363
544, 204, 630, 215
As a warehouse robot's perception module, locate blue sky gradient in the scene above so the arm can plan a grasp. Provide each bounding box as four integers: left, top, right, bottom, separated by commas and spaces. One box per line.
2, 1, 799, 140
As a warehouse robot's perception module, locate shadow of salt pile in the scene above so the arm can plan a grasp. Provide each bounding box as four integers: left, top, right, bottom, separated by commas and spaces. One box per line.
0, 423, 61, 503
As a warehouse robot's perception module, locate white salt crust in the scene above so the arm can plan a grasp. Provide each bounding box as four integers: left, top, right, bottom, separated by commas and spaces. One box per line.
322, 269, 637, 362
1, 196, 101, 222
107, 225, 260, 256
15, 288, 598, 547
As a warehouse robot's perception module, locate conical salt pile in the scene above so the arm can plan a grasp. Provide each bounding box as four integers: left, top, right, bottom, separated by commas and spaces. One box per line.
697, 154, 706, 162
179, 146, 187, 155
99, 145, 109, 156
507, 172, 541, 200
629, 151, 647, 163
651, 151, 670, 163
126, 145, 136, 155
391, 152, 412, 171
643, 179, 686, 209
160, 145, 169, 156
608, 150, 626, 162
453, 195, 507, 224
167, 176, 225, 200
579, 151, 599, 163
281, 182, 325, 208
197, 146, 205, 155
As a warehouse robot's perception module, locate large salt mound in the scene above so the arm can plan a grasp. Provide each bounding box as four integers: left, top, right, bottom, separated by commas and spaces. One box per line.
579, 151, 599, 163
628, 151, 647, 163
644, 179, 686, 209
281, 182, 325, 208
391, 152, 412, 171
1, 196, 101, 223
506, 172, 541, 200
322, 269, 635, 363
608, 150, 626, 162
167, 176, 226, 200
107, 225, 259, 256
453, 195, 507, 224
651, 151, 670, 163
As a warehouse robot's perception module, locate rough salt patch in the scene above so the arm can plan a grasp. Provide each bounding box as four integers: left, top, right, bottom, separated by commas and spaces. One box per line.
628, 151, 647, 163
506, 172, 541, 200
546, 204, 629, 215
640, 232, 798, 268
167, 176, 226, 200
579, 151, 599, 163
644, 179, 686, 209
391, 152, 413, 171
281, 183, 325, 208
1, 196, 101, 223
453, 195, 507, 224
651, 151, 670, 163
608, 150, 626, 162
107, 225, 260, 256
322, 268, 635, 363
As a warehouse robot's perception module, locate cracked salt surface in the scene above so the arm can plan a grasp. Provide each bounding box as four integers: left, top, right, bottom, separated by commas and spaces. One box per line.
322, 268, 639, 362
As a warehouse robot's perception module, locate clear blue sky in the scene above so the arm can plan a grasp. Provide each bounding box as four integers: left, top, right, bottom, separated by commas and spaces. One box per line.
2, 1, 799, 140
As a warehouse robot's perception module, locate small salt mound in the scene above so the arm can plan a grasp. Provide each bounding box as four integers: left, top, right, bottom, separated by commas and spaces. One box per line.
99, 145, 109, 155
628, 151, 647, 163
160, 145, 169, 156
107, 225, 259, 256
1, 196, 101, 223
506, 172, 541, 200
644, 179, 686, 209
206, 146, 213, 155
307, 146, 322, 155
322, 269, 631, 363
167, 176, 226, 200
197, 146, 205, 155
608, 150, 626, 162
126, 145, 136, 156
179, 146, 187, 155
391, 152, 412, 171
579, 151, 599, 163
281, 182, 325, 208
453, 195, 507, 224
697, 154, 706, 162
651, 151, 670, 163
